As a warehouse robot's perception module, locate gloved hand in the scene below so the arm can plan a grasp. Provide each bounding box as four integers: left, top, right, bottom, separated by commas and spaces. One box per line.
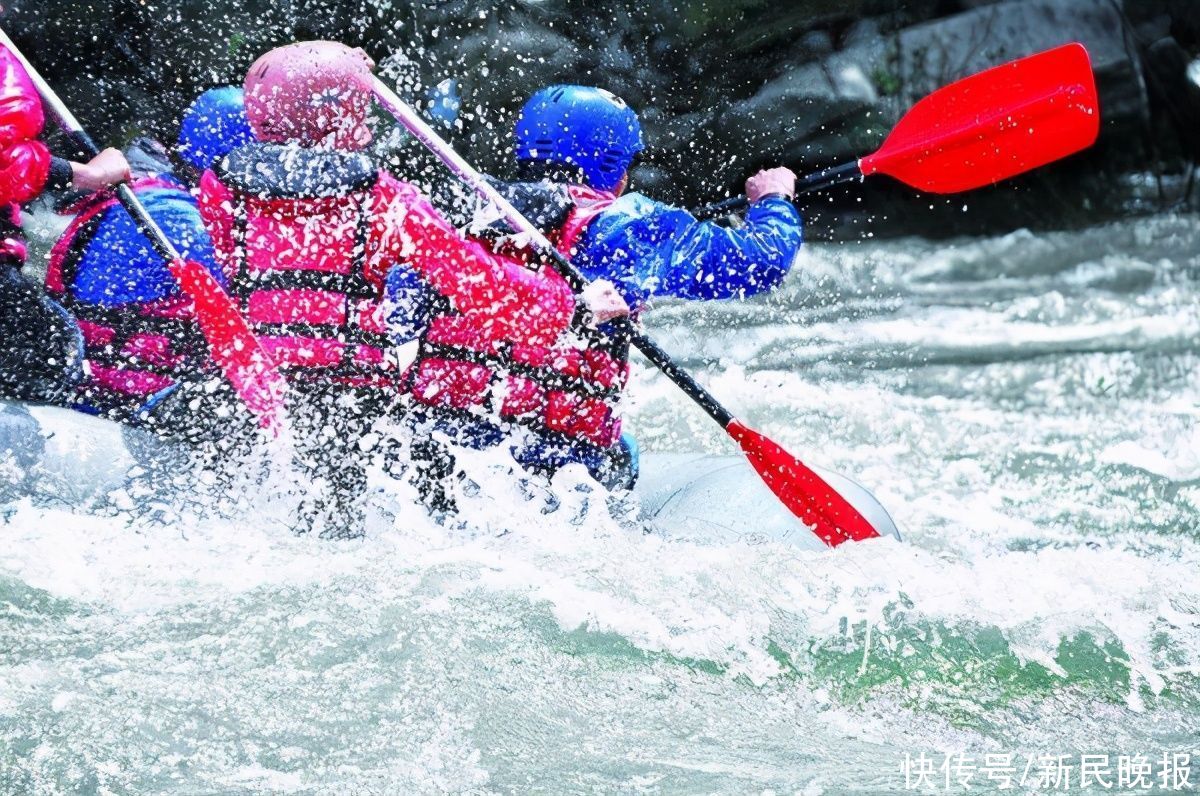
70, 148, 131, 192
581, 278, 630, 325
745, 166, 797, 203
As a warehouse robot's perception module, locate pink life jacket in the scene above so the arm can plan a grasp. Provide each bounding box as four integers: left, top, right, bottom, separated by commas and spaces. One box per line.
407, 184, 629, 450
200, 143, 396, 389
45, 178, 212, 418
0, 44, 51, 263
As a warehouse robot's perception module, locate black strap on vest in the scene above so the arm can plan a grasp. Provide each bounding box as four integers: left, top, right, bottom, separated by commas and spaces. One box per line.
228, 188, 378, 301
229, 185, 387, 375
66, 307, 205, 379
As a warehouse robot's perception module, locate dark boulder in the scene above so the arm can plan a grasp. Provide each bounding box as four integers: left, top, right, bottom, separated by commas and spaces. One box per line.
4, 0, 1197, 239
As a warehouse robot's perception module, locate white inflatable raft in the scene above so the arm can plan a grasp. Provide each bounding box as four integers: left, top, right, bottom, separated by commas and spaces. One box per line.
635, 452, 900, 550
0, 400, 139, 506
0, 401, 900, 548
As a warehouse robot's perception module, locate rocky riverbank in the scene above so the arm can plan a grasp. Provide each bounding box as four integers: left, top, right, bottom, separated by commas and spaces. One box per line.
7, 0, 1198, 238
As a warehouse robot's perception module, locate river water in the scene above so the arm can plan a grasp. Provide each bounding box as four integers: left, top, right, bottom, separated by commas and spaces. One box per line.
1, 213, 1198, 794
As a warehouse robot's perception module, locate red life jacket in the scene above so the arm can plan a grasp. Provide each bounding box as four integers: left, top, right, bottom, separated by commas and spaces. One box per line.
205, 143, 396, 389
45, 178, 210, 418
407, 184, 629, 450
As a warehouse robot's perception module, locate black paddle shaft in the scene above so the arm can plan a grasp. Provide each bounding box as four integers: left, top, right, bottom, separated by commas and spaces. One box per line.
692, 160, 863, 220
545, 247, 736, 429
629, 326, 735, 428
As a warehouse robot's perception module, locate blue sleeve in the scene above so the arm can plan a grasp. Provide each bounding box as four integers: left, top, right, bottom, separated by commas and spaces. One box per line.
659, 196, 802, 301
575, 194, 802, 310
71, 187, 225, 306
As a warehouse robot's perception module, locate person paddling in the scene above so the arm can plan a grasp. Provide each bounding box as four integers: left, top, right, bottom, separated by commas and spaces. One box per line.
399, 85, 800, 503
196, 42, 625, 535
0, 41, 131, 404
43, 88, 254, 425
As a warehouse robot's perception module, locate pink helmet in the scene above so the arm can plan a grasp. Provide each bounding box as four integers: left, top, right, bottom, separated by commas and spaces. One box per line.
243, 41, 376, 150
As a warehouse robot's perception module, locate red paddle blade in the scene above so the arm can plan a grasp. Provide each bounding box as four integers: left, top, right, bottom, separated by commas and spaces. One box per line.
170, 259, 289, 433
727, 420, 880, 547
860, 43, 1099, 194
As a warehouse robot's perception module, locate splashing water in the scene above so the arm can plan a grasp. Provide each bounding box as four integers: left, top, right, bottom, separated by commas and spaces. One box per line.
2, 214, 1198, 793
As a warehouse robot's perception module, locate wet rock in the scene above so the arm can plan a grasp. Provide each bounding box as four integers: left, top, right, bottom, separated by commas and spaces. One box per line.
799, 30, 835, 58
841, 18, 882, 49
1126, 0, 1200, 50
6, 0, 1198, 239
1142, 37, 1200, 163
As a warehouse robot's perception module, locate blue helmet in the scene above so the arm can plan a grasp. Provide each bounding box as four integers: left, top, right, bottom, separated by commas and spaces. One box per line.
177, 86, 254, 172
514, 85, 643, 192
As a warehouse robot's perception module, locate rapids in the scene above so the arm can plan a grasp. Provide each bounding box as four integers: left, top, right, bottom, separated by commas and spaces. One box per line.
2, 213, 1198, 793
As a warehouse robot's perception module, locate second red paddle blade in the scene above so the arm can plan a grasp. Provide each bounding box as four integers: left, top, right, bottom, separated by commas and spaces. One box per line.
861, 42, 1100, 194
728, 420, 881, 547
170, 259, 289, 433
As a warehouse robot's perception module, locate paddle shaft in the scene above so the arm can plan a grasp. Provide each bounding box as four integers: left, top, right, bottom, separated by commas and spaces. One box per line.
64, 126, 186, 265
693, 161, 862, 219
373, 79, 737, 430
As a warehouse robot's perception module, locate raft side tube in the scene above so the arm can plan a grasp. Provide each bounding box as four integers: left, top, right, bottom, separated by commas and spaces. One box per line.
0, 400, 135, 504
0, 402, 903, 550
635, 453, 901, 550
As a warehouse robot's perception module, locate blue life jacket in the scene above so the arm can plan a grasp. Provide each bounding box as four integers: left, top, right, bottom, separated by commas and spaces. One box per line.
47, 178, 227, 421
69, 180, 225, 306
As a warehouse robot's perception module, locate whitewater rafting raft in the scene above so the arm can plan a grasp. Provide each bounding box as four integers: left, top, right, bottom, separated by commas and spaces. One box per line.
0, 400, 900, 549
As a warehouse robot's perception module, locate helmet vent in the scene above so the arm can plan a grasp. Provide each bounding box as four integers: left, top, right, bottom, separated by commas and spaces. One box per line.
515, 84, 642, 191
600, 151, 624, 170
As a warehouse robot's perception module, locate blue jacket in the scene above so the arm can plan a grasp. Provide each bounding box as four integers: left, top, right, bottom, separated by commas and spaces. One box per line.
69, 180, 225, 306
573, 193, 802, 311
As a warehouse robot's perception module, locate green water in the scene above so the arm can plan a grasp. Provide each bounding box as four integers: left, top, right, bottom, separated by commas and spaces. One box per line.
2, 215, 1199, 793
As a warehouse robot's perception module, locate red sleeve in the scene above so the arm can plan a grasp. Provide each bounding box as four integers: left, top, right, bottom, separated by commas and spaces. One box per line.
0, 46, 44, 146
370, 174, 576, 346
197, 168, 238, 283
0, 140, 50, 205
0, 46, 49, 205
